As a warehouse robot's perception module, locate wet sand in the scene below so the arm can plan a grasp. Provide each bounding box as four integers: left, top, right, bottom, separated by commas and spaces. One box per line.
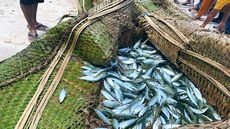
0, 0, 77, 61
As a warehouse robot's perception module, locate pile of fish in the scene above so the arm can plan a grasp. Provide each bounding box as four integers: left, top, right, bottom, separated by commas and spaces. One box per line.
80, 39, 221, 129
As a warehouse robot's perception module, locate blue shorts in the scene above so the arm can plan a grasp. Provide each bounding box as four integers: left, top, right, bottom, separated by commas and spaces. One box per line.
20, 0, 44, 5
195, 0, 202, 11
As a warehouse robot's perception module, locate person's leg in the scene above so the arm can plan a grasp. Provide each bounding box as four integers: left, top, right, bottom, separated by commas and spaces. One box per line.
193, 0, 213, 19
32, 4, 38, 25
218, 5, 230, 32
212, 12, 223, 23
20, 4, 37, 37
31, 3, 48, 31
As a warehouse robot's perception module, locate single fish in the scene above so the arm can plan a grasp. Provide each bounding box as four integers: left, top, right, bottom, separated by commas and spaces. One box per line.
133, 40, 141, 49
59, 88, 67, 103
152, 117, 161, 129
118, 47, 131, 53
112, 119, 119, 129
103, 80, 112, 92
171, 73, 183, 83
94, 109, 111, 125
79, 72, 107, 82
148, 94, 158, 107
119, 118, 137, 128
132, 104, 144, 115
161, 67, 176, 76
102, 100, 120, 108
186, 87, 198, 107
114, 88, 123, 103
138, 106, 148, 117
190, 107, 209, 114
162, 124, 180, 129
101, 90, 115, 100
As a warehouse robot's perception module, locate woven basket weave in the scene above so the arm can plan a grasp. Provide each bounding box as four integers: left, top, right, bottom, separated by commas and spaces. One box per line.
178, 52, 230, 119
189, 31, 230, 69
176, 119, 230, 129
139, 16, 185, 64
138, 12, 230, 123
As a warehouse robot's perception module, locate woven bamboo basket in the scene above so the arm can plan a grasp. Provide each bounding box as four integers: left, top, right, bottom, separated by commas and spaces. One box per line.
138, 11, 230, 127
138, 14, 188, 64
178, 50, 230, 119
176, 119, 230, 128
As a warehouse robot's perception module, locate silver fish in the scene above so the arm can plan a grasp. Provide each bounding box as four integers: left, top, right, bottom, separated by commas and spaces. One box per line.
186, 88, 198, 107
138, 106, 148, 117
190, 107, 209, 114
133, 40, 141, 49
103, 80, 111, 92
119, 118, 137, 128
94, 109, 111, 125
79, 71, 107, 82
152, 117, 161, 129
101, 90, 115, 100
132, 104, 144, 115
102, 100, 120, 108
148, 94, 159, 107
162, 124, 180, 129
193, 87, 203, 102
171, 73, 183, 83
114, 88, 123, 103
161, 67, 176, 76
118, 47, 131, 53
112, 119, 119, 129
59, 88, 67, 103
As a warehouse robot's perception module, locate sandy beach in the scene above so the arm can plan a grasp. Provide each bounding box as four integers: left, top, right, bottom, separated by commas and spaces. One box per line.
0, 0, 77, 61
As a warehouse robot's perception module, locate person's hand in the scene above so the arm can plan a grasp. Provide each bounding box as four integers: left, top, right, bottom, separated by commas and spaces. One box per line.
218, 22, 225, 33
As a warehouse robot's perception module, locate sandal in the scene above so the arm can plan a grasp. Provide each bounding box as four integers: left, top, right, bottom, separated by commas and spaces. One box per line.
27, 23, 49, 31
35, 23, 48, 31
28, 33, 38, 42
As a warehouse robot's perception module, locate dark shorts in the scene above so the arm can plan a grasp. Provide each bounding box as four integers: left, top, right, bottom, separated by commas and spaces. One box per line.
20, 0, 44, 5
